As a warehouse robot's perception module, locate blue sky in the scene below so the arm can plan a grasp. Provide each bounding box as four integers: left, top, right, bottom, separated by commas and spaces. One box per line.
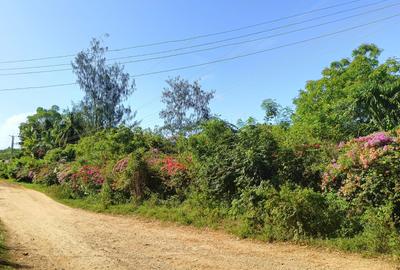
0, 0, 399, 148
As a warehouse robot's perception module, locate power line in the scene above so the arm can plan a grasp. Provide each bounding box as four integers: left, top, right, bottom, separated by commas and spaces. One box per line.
101, 0, 397, 59
0, 12, 399, 93
130, 13, 400, 77
100, 0, 369, 51
1, 2, 398, 77
0, 82, 77, 92
0, 0, 391, 72
0, 0, 378, 64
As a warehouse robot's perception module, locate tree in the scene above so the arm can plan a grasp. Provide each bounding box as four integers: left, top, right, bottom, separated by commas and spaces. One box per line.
160, 76, 214, 135
355, 77, 400, 131
72, 38, 136, 130
54, 109, 86, 147
19, 106, 88, 158
293, 44, 400, 141
19, 106, 62, 158
261, 99, 293, 127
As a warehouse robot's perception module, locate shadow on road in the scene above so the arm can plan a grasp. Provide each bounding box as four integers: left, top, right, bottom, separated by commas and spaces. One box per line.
1, 244, 32, 269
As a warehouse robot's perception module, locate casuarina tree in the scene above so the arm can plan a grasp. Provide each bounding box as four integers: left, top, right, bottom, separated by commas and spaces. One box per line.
160, 76, 214, 136
72, 37, 136, 130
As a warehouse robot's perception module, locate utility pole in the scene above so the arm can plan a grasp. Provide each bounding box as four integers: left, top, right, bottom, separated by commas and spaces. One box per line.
10, 135, 15, 160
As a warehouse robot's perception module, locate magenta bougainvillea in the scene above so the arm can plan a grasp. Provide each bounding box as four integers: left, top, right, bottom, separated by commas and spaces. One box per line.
353, 132, 394, 147
77, 165, 104, 185
322, 131, 398, 197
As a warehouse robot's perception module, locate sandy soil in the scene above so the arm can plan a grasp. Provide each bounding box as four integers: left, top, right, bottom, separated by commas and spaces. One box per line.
0, 181, 398, 270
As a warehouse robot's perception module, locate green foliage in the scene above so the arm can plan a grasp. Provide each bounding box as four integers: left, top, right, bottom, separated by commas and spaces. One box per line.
33, 164, 57, 185
230, 184, 348, 240
100, 178, 113, 208
192, 121, 279, 202
18, 106, 85, 159
19, 106, 62, 158
293, 44, 400, 141
359, 204, 400, 254
44, 145, 76, 163
0, 148, 21, 161
6, 156, 42, 182
75, 126, 170, 165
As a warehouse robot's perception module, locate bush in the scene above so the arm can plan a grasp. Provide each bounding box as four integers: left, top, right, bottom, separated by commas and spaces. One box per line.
75, 127, 173, 166
275, 143, 333, 190
33, 164, 57, 185
359, 203, 400, 254
0, 162, 8, 178
323, 131, 400, 222
6, 156, 43, 182
44, 145, 76, 163
70, 165, 105, 196
230, 184, 348, 240
111, 149, 151, 201
192, 122, 279, 202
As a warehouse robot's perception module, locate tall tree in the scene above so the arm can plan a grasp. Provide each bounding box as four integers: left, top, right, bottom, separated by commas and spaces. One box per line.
72, 38, 136, 130
293, 44, 400, 141
160, 76, 214, 135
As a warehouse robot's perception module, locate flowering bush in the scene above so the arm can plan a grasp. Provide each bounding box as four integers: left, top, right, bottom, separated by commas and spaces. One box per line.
56, 164, 75, 184
33, 164, 57, 185
68, 165, 104, 195
353, 132, 394, 147
77, 165, 104, 184
159, 156, 187, 176
113, 157, 130, 173
110, 151, 152, 200
7, 156, 42, 182
322, 131, 400, 220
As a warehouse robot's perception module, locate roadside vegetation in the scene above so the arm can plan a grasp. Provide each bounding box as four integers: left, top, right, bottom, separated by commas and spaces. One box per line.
1, 40, 400, 258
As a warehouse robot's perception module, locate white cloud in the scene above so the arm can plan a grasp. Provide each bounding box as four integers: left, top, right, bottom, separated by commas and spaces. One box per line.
0, 113, 31, 149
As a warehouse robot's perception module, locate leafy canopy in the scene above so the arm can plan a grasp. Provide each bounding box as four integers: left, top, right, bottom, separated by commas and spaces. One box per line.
293, 44, 400, 141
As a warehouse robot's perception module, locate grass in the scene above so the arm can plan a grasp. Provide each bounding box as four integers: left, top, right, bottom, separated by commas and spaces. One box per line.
4, 179, 400, 263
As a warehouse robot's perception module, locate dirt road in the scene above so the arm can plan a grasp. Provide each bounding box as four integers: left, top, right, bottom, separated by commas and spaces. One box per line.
0, 181, 397, 270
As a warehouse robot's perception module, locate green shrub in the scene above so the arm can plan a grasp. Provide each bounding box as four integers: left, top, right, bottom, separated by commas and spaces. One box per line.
75, 126, 172, 166
44, 145, 76, 163
100, 178, 113, 208
111, 149, 151, 201
7, 156, 43, 182
192, 122, 279, 202
0, 162, 8, 178
230, 184, 348, 240
275, 143, 333, 190
33, 164, 57, 185
359, 204, 400, 254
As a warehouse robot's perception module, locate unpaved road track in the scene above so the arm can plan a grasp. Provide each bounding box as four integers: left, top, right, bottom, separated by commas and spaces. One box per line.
0, 182, 397, 270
